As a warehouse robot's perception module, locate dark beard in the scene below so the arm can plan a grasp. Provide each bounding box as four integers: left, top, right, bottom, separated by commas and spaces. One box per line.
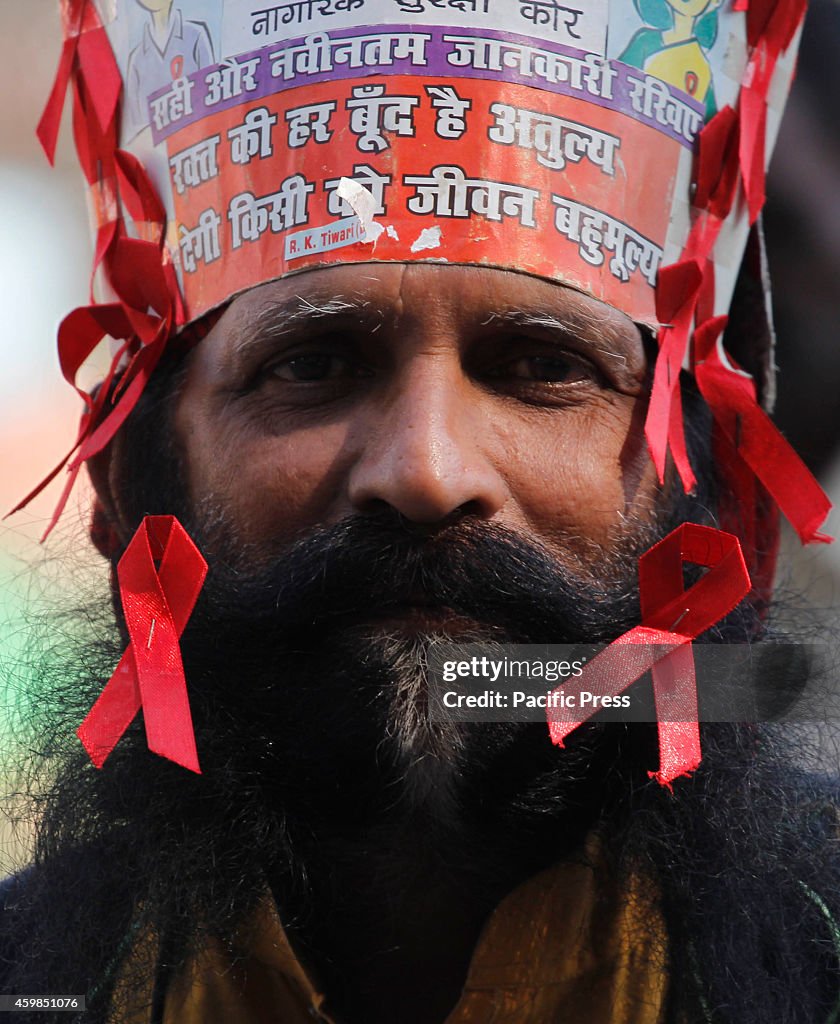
176, 468, 741, 810
183, 508, 653, 784
173, 509, 657, 942
170, 507, 675, 1008
7, 550, 840, 1024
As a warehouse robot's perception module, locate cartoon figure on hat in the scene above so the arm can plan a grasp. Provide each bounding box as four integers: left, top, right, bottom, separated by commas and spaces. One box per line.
619, 0, 721, 118
125, 0, 215, 139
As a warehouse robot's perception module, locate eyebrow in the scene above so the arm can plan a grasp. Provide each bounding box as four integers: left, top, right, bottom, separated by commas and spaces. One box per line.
479, 308, 639, 368
232, 293, 386, 358
230, 292, 642, 374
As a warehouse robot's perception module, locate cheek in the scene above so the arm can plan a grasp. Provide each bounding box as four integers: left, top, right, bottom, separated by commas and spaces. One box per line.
183, 414, 353, 547
500, 397, 659, 549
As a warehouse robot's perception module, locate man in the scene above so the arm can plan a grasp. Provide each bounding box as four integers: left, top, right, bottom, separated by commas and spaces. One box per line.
2, 1, 839, 1022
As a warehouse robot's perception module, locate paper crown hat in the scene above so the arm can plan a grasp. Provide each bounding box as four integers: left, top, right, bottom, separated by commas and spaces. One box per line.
21, 0, 830, 561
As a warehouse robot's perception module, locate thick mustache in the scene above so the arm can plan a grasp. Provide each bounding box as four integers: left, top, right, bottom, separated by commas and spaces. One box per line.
189, 512, 641, 644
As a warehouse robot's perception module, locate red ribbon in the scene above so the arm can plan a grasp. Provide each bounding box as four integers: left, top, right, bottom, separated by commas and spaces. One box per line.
645, 108, 741, 493
694, 317, 832, 545
37, 0, 121, 167
645, 59, 832, 554
77, 516, 208, 773
646, 260, 704, 491
646, 2, 806, 493
547, 524, 751, 787
7, 0, 188, 539
738, 0, 808, 224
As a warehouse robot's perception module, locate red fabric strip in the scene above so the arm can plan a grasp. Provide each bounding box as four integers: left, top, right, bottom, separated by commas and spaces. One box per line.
693, 106, 740, 221
37, 0, 121, 168
739, 0, 808, 224
645, 108, 742, 495
746, 0, 807, 50
646, 261, 703, 490
37, 32, 78, 165
36, 0, 86, 163
76, 15, 121, 133
115, 150, 167, 246
3, 307, 131, 529
68, 330, 168, 468
17, 0, 185, 538
694, 318, 832, 545
739, 38, 773, 225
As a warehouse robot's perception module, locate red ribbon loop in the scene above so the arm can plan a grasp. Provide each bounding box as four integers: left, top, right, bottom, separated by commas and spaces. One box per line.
77, 516, 208, 773
547, 524, 751, 787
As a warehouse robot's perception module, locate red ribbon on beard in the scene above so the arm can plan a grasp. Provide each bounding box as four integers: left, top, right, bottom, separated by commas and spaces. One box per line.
77, 516, 207, 773
547, 524, 751, 788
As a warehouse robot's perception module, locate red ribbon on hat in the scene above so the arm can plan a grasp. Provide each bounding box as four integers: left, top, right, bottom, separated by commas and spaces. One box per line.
645, 260, 704, 493
8, 0, 187, 539
694, 317, 831, 545
646, 107, 741, 493
738, 0, 808, 224
547, 524, 751, 787
77, 516, 207, 773
37, 0, 121, 167
645, 53, 831, 549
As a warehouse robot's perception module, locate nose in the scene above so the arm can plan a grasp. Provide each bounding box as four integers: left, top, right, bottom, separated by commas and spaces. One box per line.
347, 356, 510, 524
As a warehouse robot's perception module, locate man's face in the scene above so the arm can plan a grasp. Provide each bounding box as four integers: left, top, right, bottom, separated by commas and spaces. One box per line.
174, 263, 660, 603
39, 265, 730, 951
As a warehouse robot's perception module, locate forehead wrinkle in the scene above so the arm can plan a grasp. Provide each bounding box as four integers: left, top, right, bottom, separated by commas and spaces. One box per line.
233, 293, 385, 357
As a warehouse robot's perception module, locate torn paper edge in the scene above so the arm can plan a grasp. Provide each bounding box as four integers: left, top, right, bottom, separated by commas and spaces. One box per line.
336, 176, 385, 245
410, 226, 442, 253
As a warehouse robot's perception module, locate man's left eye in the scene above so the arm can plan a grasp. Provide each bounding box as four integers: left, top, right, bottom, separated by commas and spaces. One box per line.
495, 355, 596, 384
267, 353, 360, 382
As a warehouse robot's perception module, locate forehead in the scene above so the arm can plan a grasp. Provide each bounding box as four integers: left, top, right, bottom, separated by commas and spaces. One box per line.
201, 262, 645, 368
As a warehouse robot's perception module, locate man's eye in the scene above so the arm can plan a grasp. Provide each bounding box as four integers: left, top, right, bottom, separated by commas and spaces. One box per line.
266, 353, 358, 382
495, 355, 596, 385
